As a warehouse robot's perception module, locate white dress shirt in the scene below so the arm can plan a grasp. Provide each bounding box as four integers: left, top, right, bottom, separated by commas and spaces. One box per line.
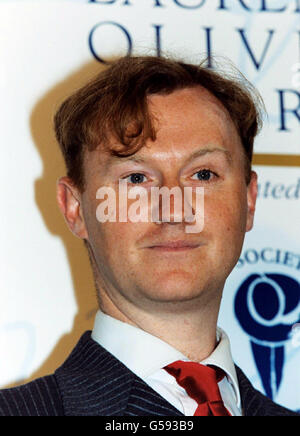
91, 310, 242, 416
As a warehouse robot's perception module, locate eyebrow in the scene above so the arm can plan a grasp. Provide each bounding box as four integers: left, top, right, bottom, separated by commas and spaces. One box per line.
185, 147, 233, 165
107, 154, 148, 167
107, 147, 232, 167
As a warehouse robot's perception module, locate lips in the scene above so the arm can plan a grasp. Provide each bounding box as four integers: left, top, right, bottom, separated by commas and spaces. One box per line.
147, 241, 201, 251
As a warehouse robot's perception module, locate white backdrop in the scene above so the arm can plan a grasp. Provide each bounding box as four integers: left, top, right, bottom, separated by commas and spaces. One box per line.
0, 0, 299, 412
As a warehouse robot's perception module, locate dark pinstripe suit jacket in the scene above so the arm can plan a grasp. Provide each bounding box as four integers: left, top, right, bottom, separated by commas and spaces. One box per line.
0, 331, 298, 416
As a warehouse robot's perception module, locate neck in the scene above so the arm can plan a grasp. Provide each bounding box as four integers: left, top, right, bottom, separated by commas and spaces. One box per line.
98, 285, 222, 362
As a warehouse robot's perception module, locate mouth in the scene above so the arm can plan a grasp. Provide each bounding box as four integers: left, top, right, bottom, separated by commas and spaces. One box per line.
146, 241, 202, 252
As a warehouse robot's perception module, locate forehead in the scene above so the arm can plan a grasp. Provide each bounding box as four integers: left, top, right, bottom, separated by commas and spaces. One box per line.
148, 86, 237, 143
89, 86, 241, 170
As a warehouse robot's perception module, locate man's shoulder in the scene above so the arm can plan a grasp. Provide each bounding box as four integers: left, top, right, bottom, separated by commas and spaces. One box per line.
1, 333, 299, 417
0, 330, 120, 417
245, 387, 299, 417
0, 374, 64, 416
236, 366, 299, 417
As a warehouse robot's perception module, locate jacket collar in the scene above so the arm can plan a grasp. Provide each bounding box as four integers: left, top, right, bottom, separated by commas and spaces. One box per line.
234, 366, 297, 417
235, 366, 266, 417
55, 331, 183, 416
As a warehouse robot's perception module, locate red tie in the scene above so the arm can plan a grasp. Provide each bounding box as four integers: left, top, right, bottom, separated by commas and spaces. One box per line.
164, 360, 231, 416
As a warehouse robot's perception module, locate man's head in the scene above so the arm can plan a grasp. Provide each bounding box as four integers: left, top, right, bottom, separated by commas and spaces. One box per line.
55, 56, 262, 319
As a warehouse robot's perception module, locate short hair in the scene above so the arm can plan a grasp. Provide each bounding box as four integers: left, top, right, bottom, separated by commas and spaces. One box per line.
54, 56, 264, 190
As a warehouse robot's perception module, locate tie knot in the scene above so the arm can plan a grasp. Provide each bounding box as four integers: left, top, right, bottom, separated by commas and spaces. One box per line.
164, 360, 230, 416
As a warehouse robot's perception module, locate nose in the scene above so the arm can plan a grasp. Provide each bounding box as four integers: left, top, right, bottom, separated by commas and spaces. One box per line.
151, 185, 196, 225
162, 186, 184, 224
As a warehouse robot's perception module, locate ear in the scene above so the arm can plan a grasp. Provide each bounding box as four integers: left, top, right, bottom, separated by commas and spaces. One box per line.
246, 171, 258, 232
56, 177, 88, 239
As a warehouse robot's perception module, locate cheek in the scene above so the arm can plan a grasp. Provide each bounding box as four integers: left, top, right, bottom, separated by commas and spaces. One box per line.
89, 221, 147, 267
82, 185, 152, 259
203, 190, 248, 275
204, 189, 248, 237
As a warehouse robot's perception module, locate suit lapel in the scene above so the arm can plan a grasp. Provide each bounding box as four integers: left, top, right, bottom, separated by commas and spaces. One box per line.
124, 377, 183, 416
55, 331, 183, 416
236, 366, 269, 416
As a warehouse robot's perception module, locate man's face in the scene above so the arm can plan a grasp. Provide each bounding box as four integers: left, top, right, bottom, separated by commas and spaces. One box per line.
61, 87, 257, 313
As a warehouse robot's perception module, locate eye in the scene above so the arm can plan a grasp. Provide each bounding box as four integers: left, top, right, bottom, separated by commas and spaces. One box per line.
123, 173, 148, 184
191, 169, 216, 181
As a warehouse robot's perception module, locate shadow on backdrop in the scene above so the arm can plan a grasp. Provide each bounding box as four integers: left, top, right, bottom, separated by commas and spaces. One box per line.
4, 60, 110, 388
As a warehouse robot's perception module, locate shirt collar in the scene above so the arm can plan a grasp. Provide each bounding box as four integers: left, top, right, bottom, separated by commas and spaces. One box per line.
91, 309, 241, 408
202, 327, 241, 408
91, 310, 186, 377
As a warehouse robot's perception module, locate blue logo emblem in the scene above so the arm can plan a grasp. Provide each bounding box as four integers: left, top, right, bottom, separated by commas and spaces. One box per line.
234, 273, 300, 400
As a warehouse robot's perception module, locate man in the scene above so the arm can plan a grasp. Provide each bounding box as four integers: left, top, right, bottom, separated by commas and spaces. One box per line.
0, 56, 297, 416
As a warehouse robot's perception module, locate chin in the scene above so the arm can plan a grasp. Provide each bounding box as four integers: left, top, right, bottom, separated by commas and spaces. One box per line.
139, 271, 208, 304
